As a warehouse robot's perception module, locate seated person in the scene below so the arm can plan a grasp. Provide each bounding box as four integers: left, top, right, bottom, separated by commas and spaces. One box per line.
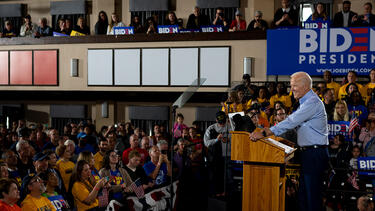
65, 19, 73, 35
248, 103, 269, 128
359, 113, 375, 151
324, 70, 340, 100
347, 91, 368, 125
143, 146, 171, 187
352, 2, 375, 26
186, 6, 210, 29
247, 11, 268, 31
323, 88, 336, 121
55, 18, 69, 35
229, 11, 246, 32
35, 17, 52, 37
1, 21, 17, 38
332, 1, 357, 27
0, 178, 21, 211
74, 17, 90, 35
70, 160, 106, 211
21, 173, 56, 210
20, 14, 37, 37
274, 107, 297, 143
365, 69, 375, 104
273, 0, 298, 28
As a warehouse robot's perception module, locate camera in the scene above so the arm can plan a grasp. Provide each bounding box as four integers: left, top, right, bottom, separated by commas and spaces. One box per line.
161, 150, 168, 155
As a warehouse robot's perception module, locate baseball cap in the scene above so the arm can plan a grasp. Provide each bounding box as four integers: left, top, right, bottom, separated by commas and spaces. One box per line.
32, 152, 49, 162
77, 132, 87, 139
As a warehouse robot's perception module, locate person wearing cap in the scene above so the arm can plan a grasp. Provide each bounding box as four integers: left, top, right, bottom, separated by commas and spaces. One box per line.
76, 132, 95, 154
19, 14, 37, 37
247, 11, 269, 31
203, 111, 233, 197
0, 20, 17, 38
21, 173, 56, 211
0, 178, 21, 211
229, 11, 246, 32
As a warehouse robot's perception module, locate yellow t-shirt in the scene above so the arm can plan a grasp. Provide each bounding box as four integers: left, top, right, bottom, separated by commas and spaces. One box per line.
94, 152, 104, 171
338, 82, 365, 100
56, 159, 75, 191
21, 194, 56, 211
364, 83, 375, 105
72, 181, 99, 211
269, 94, 292, 108
221, 102, 246, 114
326, 81, 341, 100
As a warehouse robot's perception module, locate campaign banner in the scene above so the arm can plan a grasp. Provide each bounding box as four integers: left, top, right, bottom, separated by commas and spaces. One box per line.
113, 27, 134, 35
157, 25, 179, 34
53, 32, 69, 37
358, 157, 375, 176
200, 25, 224, 33
47, 195, 70, 211
327, 121, 351, 141
179, 29, 200, 33
303, 20, 331, 29
267, 27, 375, 76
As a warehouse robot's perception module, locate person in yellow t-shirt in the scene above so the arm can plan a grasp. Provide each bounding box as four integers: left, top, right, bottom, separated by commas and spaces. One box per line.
94, 139, 108, 171
21, 173, 56, 211
71, 160, 106, 211
324, 70, 341, 100
269, 82, 292, 109
55, 145, 75, 191
338, 71, 366, 100
221, 90, 246, 114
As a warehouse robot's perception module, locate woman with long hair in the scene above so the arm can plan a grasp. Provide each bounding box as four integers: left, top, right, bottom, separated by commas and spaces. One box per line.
95, 11, 108, 35
70, 160, 106, 211
99, 150, 132, 203
107, 13, 125, 35
77, 151, 101, 183
309, 2, 329, 21
333, 100, 350, 121
221, 90, 246, 114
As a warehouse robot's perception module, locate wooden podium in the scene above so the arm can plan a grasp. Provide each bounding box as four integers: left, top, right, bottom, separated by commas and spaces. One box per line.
231, 131, 295, 211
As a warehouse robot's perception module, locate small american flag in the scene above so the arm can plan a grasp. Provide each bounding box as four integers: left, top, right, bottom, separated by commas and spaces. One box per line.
347, 171, 359, 190
130, 178, 144, 199
349, 116, 359, 133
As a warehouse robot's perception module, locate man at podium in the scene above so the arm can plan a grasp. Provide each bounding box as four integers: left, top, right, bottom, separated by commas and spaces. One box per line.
250, 72, 329, 211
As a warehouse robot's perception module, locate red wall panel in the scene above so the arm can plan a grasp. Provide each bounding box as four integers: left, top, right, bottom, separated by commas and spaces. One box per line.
34, 50, 57, 85
0, 51, 8, 85
10, 51, 32, 85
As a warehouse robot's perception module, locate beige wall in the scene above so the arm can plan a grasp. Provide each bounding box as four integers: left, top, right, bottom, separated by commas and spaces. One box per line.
0, 39, 267, 91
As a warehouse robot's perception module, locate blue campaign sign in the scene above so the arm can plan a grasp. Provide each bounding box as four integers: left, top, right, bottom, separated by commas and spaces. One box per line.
47, 195, 69, 211
200, 25, 224, 33
179, 29, 200, 33
113, 27, 134, 35
267, 27, 375, 76
327, 121, 351, 141
53, 32, 69, 37
358, 157, 375, 176
157, 25, 179, 34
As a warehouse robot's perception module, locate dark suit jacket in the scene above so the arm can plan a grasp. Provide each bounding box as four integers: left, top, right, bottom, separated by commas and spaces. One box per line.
332, 11, 357, 27
353, 13, 375, 27
186, 14, 210, 29
273, 8, 298, 28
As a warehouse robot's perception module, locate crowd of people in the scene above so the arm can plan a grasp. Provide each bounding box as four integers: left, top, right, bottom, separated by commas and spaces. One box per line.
1, 0, 374, 38
0, 112, 212, 210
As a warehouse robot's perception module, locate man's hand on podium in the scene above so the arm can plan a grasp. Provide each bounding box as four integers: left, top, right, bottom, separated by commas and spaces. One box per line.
249, 128, 273, 141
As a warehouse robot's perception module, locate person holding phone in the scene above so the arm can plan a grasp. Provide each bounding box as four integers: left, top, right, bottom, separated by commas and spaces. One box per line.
143, 146, 172, 187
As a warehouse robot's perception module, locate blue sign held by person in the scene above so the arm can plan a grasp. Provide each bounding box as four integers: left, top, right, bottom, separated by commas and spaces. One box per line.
327, 121, 351, 141
358, 157, 375, 176
200, 25, 224, 33
267, 27, 375, 76
113, 27, 134, 35
157, 25, 179, 34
